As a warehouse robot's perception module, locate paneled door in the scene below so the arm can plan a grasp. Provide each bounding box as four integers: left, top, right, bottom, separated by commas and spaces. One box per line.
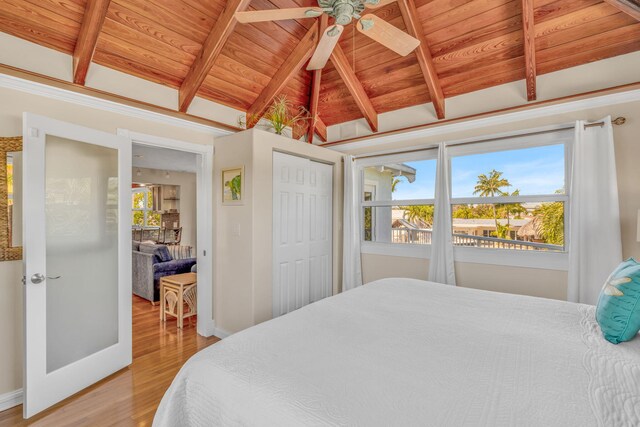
308, 160, 333, 303
22, 113, 132, 418
273, 152, 332, 317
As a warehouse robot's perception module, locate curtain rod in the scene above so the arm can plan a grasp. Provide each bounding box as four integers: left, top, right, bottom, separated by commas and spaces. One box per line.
351, 117, 626, 161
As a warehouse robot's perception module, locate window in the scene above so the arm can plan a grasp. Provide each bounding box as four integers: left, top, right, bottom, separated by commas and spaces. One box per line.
360, 154, 437, 245
449, 142, 568, 252
132, 188, 160, 227
358, 129, 572, 262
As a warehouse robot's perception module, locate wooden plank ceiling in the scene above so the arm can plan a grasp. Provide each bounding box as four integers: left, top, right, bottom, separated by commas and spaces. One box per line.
0, 0, 639, 138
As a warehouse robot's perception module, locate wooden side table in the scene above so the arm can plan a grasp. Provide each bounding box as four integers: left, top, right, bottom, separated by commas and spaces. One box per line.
160, 272, 197, 329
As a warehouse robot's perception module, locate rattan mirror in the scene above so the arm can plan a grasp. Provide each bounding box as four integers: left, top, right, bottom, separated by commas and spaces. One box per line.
0, 136, 22, 261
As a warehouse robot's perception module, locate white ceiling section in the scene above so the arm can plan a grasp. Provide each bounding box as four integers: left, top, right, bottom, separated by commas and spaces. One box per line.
0, 32, 243, 129
326, 51, 640, 143
132, 144, 198, 174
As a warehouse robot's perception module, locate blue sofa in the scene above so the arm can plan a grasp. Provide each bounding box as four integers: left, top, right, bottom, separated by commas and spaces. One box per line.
132, 241, 196, 303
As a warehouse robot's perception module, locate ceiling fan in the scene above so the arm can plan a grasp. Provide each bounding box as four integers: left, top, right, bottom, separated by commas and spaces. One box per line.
235, 0, 420, 71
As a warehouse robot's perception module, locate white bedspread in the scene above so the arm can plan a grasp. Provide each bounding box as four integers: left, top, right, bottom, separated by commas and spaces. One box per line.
154, 278, 640, 427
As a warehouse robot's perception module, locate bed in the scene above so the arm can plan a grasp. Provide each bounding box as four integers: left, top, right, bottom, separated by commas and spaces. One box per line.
154, 278, 640, 426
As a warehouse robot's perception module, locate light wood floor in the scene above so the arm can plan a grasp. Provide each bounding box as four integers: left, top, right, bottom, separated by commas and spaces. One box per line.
0, 296, 219, 426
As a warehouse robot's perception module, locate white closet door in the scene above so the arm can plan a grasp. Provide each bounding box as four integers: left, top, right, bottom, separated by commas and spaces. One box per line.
308, 161, 333, 303
273, 152, 311, 316
273, 152, 333, 317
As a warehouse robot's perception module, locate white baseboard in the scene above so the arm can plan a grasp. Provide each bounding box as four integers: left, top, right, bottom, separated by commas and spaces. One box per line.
0, 388, 22, 412
198, 319, 232, 340
212, 327, 231, 339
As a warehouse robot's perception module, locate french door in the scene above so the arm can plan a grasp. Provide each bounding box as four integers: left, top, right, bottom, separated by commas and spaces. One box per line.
22, 113, 132, 418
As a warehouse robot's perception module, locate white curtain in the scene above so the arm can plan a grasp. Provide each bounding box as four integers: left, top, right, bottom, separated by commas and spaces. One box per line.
568, 117, 622, 305
343, 155, 363, 291
428, 143, 456, 285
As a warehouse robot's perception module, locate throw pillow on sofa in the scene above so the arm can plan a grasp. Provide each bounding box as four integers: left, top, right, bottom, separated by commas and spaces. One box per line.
139, 243, 172, 263
596, 258, 640, 344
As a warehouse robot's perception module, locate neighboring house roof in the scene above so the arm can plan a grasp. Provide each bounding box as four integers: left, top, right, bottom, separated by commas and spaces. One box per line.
392, 208, 531, 229
517, 217, 542, 238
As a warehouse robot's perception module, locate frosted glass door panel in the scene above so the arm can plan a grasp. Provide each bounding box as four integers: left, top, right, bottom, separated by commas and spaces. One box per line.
45, 135, 119, 373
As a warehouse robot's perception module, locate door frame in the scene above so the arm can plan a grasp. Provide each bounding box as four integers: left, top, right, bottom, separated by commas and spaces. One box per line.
22, 113, 132, 418
117, 129, 215, 336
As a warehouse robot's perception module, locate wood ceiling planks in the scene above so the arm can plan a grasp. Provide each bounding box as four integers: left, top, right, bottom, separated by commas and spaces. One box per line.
0, 0, 638, 130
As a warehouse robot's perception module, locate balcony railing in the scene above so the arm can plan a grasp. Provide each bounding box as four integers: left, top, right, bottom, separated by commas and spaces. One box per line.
392, 228, 432, 244
391, 228, 563, 251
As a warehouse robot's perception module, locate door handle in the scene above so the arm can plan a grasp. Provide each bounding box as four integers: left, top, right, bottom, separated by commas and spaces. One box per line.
29, 273, 62, 284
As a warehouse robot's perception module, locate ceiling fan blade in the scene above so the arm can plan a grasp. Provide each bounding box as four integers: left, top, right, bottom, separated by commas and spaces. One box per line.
307, 25, 344, 71
356, 14, 420, 56
364, 0, 396, 9
235, 7, 324, 24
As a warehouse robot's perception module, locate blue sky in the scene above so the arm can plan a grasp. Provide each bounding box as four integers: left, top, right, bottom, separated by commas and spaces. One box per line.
392, 144, 565, 200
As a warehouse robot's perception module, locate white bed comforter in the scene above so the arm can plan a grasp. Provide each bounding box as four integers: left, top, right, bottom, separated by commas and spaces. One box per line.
154, 278, 640, 427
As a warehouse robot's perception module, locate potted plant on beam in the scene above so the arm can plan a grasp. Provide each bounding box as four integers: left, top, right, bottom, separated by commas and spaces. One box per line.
239, 95, 311, 140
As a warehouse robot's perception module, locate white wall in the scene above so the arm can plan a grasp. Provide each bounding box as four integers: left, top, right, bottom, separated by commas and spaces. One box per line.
214, 129, 344, 334
133, 168, 197, 249
363, 255, 569, 301
0, 85, 215, 398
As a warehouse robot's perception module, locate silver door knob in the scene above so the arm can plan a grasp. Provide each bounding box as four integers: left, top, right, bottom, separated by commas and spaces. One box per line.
30, 273, 61, 284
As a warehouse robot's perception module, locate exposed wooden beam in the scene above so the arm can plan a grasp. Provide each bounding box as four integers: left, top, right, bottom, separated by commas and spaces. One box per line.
315, 116, 328, 142
307, 74, 322, 143
603, 0, 640, 21
330, 44, 378, 132
521, 0, 537, 101
178, 0, 251, 113
292, 125, 306, 140
307, 15, 328, 144
246, 21, 319, 128
398, 0, 445, 119
73, 0, 111, 85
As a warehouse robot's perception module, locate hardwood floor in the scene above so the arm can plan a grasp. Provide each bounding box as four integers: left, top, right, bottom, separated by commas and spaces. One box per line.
0, 296, 219, 426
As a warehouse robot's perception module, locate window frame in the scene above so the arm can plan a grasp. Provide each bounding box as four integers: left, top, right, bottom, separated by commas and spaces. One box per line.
358, 129, 573, 271
359, 148, 438, 247
131, 187, 158, 228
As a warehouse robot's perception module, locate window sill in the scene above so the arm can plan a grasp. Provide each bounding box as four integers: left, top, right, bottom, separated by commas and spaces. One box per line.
361, 242, 568, 271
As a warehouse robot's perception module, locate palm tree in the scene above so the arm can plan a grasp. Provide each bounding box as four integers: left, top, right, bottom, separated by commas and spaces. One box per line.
453, 205, 475, 219
404, 205, 434, 227
497, 189, 527, 236
473, 170, 511, 235
534, 202, 564, 246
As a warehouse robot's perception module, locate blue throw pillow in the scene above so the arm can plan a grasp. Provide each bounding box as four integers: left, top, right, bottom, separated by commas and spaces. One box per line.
596, 258, 640, 344
156, 245, 172, 262
139, 243, 173, 263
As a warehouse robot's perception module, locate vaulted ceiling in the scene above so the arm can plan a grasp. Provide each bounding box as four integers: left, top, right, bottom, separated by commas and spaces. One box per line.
0, 0, 639, 142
